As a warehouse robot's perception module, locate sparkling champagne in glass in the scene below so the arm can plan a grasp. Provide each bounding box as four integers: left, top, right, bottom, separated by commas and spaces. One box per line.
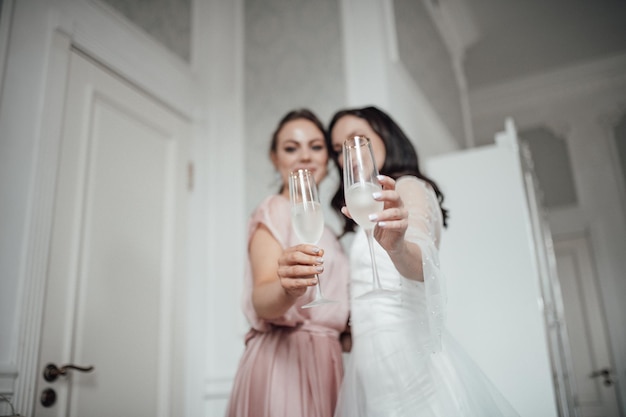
289, 169, 338, 308
343, 136, 394, 299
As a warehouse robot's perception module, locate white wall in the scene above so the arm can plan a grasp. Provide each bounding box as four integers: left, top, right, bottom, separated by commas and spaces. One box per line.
243, 0, 346, 220
470, 53, 626, 415
393, 0, 466, 146
190, 1, 245, 415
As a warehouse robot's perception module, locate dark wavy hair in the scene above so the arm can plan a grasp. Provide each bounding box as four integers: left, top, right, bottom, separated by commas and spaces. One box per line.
270, 108, 327, 193
326, 106, 449, 235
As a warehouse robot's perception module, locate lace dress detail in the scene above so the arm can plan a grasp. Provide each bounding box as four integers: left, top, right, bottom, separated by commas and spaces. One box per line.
335, 177, 519, 417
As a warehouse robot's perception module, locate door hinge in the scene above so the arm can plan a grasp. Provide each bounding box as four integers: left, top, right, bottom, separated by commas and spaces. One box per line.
187, 161, 194, 191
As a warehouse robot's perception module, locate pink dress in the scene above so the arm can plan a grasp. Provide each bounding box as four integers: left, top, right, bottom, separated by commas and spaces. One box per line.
226, 195, 350, 417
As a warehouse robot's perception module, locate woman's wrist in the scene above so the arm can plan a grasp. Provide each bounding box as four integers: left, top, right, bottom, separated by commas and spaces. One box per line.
388, 241, 424, 280
386, 240, 409, 257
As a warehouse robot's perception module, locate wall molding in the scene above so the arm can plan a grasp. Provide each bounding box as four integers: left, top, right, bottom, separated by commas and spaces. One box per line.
422, 0, 480, 63
0, 363, 17, 415
12, 28, 73, 416
599, 108, 626, 230
204, 377, 234, 400
64, 0, 197, 117
0, 363, 17, 395
0, 0, 14, 95
470, 52, 626, 118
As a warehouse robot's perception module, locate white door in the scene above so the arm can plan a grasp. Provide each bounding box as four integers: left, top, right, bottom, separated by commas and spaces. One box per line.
34, 50, 190, 417
425, 122, 559, 417
554, 235, 621, 417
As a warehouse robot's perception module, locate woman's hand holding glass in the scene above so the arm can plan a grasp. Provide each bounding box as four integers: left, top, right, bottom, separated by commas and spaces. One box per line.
341, 175, 409, 258
342, 136, 396, 299
277, 244, 325, 299
369, 175, 409, 254
289, 168, 338, 308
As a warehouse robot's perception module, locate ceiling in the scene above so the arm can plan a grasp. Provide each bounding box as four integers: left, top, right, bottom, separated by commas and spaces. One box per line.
458, 0, 626, 91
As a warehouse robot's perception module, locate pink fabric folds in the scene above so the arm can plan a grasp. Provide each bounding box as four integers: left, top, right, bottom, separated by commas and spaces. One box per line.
226, 195, 350, 417
227, 326, 343, 417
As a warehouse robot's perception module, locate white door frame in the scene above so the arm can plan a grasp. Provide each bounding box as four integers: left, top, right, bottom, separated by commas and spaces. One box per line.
553, 232, 622, 416
1, 0, 245, 416
517, 137, 578, 417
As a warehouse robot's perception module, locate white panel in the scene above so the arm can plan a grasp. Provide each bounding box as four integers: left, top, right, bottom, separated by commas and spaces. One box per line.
35, 50, 189, 417
426, 139, 558, 417
197, 0, 246, 415
340, 0, 390, 107
555, 236, 621, 417
71, 99, 171, 416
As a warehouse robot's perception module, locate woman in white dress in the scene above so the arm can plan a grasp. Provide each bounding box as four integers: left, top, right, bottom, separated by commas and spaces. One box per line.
326, 106, 520, 417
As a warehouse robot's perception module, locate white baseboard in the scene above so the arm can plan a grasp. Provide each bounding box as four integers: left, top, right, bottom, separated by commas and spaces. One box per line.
204, 376, 233, 400
0, 362, 17, 395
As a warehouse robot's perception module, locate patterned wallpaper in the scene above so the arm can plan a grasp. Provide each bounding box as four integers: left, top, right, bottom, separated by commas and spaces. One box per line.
393, 0, 465, 146
98, 0, 191, 61
244, 0, 346, 216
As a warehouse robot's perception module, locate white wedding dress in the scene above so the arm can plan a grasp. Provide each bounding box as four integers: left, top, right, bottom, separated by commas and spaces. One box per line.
335, 177, 520, 417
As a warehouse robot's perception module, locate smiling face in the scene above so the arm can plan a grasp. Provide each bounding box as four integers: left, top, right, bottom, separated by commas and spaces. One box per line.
330, 115, 387, 171
271, 118, 328, 196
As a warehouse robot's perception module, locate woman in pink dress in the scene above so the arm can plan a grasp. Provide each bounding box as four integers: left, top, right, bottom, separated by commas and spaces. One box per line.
226, 109, 350, 417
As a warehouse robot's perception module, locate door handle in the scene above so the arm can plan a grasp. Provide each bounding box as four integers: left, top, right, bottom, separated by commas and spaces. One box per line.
43, 363, 95, 382
589, 367, 613, 387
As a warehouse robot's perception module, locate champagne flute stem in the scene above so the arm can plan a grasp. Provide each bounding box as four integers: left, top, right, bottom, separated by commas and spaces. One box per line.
364, 229, 383, 290
313, 274, 324, 299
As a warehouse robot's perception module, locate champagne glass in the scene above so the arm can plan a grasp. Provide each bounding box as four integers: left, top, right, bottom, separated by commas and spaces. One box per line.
289, 169, 338, 308
343, 136, 394, 299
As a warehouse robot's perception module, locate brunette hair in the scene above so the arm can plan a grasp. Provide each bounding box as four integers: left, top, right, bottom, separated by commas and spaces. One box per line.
326, 106, 449, 235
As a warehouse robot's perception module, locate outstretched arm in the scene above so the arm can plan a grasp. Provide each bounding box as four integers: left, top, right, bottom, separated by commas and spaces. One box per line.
358, 175, 441, 281
368, 175, 446, 351
250, 224, 323, 319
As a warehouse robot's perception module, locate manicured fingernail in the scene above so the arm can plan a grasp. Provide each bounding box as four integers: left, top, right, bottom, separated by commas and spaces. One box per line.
368, 213, 378, 221
377, 221, 386, 227
315, 266, 324, 273
316, 257, 324, 264
377, 175, 384, 181
312, 247, 320, 253
372, 192, 382, 200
